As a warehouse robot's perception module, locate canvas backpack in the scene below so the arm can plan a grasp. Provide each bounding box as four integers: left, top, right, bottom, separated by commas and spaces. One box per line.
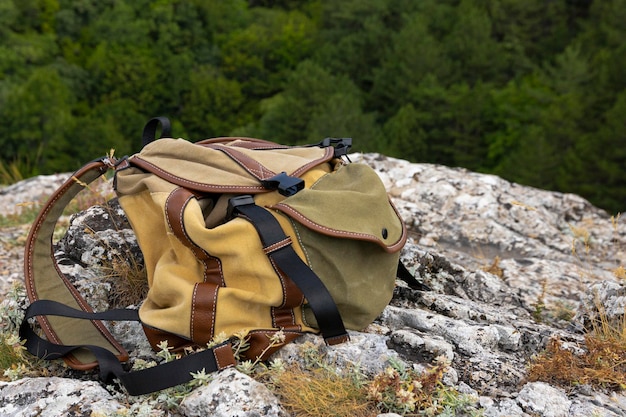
20, 117, 426, 395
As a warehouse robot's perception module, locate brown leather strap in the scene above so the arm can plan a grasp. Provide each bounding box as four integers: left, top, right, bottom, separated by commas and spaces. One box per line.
190, 282, 220, 345
207, 144, 278, 182
164, 187, 225, 345
164, 187, 224, 286
24, 157, 129, 369
207, 143, 335, 180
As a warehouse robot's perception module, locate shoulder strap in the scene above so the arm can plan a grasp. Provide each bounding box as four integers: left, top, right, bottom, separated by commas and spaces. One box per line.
23, 156, 130, 369
397, 261, 431, 291
20, 300, 235, 395
227, 196, 350, 345
20, 156, 237, 394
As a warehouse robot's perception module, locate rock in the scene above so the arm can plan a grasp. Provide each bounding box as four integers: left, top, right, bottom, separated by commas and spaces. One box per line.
0, 377, 124, 416
574, 280, 626, 330
0, 174, 70, 215
516, 382, 572, 417
3, 153, 626, 416
274, 332, 399, 377
179, 368, 288, 417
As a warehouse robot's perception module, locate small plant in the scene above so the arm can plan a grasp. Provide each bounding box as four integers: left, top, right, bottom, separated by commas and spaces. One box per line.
482, 256, 504, 278
264, 344, 480, 417
528, 299, 626, 390
366, 355, 479, 416
0, 148, 42, 185
0, 282, 57, 381
99, 253, 148, 308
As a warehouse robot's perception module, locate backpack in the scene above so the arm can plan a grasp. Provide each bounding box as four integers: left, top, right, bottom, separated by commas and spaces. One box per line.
20, 117, 426, 395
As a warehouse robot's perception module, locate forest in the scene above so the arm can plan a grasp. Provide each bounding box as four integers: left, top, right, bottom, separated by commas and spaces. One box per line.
0, 0, 624, 214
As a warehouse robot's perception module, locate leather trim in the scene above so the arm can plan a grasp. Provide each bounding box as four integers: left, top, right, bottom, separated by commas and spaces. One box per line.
142, 324, 194, 352
264, 236, 303, 330
190, 282, 219, 345
291, 147, 334, 178
165, 187, 224, 286
272, 307, 300, 330
130, 157, 267, 194
242, 330, 303, 361
271, 201, 408, 253
325, 334, 351, 346
213, 343, 236, 370
197, 137, 291, 149
207, 144, 278, 181
263, 237, 293, 255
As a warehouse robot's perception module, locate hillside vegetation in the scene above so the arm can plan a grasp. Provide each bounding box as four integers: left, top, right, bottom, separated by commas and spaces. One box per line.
1, 0, 625, 213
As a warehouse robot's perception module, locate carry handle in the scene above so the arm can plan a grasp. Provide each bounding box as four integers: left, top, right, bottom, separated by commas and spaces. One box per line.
142, 116, 172, 147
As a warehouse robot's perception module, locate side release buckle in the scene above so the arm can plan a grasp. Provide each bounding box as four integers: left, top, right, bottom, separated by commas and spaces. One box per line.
261, 172, 304, 196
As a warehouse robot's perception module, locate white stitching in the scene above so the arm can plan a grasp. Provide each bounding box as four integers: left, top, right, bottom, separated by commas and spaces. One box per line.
263, 237, 292, 254
134, 158, 264, 190
190, 284, 198, 341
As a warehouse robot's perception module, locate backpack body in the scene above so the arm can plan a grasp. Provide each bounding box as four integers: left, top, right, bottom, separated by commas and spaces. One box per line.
114, 137, 406, 359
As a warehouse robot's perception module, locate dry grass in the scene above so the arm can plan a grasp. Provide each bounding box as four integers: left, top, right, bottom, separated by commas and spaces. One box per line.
482, 256, 504, 278
528, 329, 626, 390
529, 213, 626, 391
273, 363, 375, 417
100, 255, 148, 308
263, 344, 480, 417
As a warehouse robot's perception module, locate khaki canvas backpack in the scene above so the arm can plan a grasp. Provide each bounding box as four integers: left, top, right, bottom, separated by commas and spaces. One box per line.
20, 117, 426, 394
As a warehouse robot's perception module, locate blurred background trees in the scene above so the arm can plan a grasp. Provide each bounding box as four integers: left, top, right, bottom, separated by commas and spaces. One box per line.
0, 0, 624, 214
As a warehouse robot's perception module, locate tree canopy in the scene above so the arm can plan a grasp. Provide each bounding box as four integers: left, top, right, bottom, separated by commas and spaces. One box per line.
1, 0, 624, 214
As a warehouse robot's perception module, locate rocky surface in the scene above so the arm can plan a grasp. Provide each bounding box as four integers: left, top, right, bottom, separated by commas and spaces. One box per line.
1, 155, 625, 416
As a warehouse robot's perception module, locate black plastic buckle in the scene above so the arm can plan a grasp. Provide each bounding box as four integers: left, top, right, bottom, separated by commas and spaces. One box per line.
226, 195, 256, 221
320, 138, 352, 158
261, 172, 304, 196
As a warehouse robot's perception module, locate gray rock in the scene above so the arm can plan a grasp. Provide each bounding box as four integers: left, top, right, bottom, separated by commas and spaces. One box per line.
0, 173, 70, 215
516, 382, 572, 417
179, 368, 288, 417
0, 377, 124, 416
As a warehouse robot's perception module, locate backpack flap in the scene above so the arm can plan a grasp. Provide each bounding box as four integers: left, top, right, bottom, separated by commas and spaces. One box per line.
118, 137, 334, 194
272, 162, 407, 330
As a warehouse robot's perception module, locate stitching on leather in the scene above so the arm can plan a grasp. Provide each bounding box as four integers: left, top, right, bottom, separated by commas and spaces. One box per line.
133, 158, 264, 190
263, 237, 292, 254
190, 284, 199, 341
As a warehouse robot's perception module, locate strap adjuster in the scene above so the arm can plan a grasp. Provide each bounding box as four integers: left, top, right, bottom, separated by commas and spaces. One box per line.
261, 172, 304, 196
320, 138, 352, 158
226, 195, 256, 221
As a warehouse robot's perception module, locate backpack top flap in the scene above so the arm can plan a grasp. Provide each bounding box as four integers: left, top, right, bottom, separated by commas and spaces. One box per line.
273, 162, 406, 252
271, 162, 407, 330
116, 138, 334, 195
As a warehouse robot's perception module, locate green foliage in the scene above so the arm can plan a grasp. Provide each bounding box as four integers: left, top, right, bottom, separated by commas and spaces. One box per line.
1, 0, 625, 213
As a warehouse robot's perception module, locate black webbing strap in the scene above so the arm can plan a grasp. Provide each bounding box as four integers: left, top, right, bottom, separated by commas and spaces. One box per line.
228, 197, 349, 345
397, 261, 431, 291
20, 300, 233, 396
141, 117, 172, 148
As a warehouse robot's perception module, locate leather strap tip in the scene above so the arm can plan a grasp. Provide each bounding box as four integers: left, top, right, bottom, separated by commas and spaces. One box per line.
324, 334, 350, 346
213, 343, 237, 370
